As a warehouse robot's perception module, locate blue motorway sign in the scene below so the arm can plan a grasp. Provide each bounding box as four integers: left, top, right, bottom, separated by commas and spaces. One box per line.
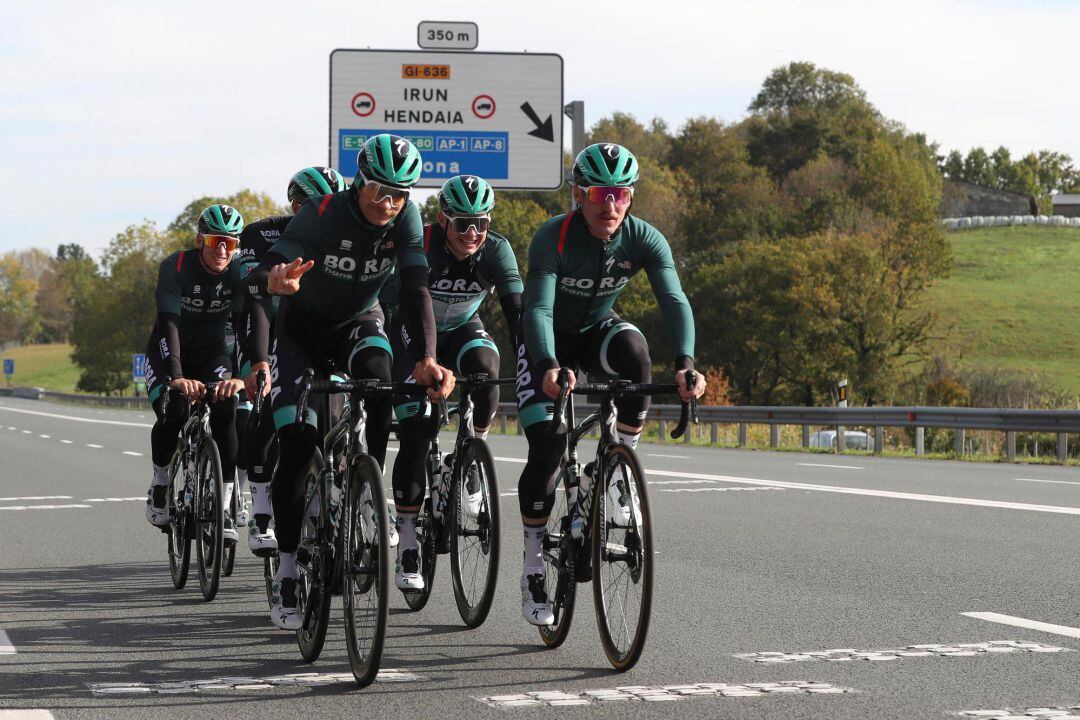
3, 359, 13, 376
133, 354, 146, 381
339, 129, 509, 181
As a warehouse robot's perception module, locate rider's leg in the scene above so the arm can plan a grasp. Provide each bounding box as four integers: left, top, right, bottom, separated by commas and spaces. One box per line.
455, 332, 500, 438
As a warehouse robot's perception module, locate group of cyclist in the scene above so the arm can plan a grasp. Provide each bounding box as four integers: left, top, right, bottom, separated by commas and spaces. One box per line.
143, 133, 706, 632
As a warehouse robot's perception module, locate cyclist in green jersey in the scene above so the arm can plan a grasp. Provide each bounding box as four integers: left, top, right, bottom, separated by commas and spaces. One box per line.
514, 143, 706, 625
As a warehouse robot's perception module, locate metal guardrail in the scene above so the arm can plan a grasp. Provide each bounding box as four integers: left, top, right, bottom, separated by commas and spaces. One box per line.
0, 387, 146, 409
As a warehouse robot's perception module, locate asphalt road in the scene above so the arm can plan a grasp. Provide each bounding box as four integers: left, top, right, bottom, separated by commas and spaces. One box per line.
3, 396, 1080, 719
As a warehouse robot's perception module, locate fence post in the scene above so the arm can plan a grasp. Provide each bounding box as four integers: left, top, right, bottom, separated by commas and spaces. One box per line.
738, 423, 747, 447
837, 426, 845, 454
874, 426, 884, 454
955, 428, 965, 456
801, 425, 810, 447
1058, 433, 1068, 462
499, 413, 507, 434
710, 422, 718, 445
769, 424, 779, 448
916, 427, 924, 456
683, 419, 692, 444
658, 418, 666, 442
1006, 431, 1016, 461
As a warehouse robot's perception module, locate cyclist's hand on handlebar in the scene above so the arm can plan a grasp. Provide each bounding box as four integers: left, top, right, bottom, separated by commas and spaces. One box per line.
213, 378, 245, 403
169, 378, 205, 403
413, 357, 455, 402
268, 258, 314, 296
543, 367, 575, 400
675, 368, 706, 403
245, 362, 271, 399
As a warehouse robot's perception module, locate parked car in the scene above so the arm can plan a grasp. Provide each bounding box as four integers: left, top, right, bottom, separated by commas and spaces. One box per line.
808, 429, 872, 450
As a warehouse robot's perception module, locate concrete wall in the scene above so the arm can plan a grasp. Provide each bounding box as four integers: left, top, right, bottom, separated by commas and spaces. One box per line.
941, 179, 1036, 217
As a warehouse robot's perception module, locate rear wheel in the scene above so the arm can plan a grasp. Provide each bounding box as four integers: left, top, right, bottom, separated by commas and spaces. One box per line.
450, 438, 500, 628
167, 458, 190, 590
297, 449, 331, 662
402, 492, 438, 612
222, 487, 238, 577
343, 454, 390, 687
263, 553, 279, 607
195, 440, 224, 601
592, 444, 653, 671
538, 466, 576, 648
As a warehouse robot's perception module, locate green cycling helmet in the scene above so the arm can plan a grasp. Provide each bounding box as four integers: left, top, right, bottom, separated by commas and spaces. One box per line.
356, 134, 422, 189
288, 166, 346, 204
438, 175, 495, 216
572, 143, 639, 187
197, 204, 244, 237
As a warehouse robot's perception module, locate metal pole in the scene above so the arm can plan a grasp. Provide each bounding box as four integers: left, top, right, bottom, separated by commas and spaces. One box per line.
769, 424, 779, 448
955, 428, 965, 456
874, 426, 884, 454
1058, 432, 1068, 462
564, 100, 585, 207
710, 422, 718, 445
916, 427, 924, 456
1006, 431, 1016, 461
738, 423, 747, 447
801, 425, 810, 448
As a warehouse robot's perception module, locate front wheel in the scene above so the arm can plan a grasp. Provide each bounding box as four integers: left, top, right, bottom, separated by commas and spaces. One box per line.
538, 466, 576, 648
195, 440, 225, 601
222, 486, 238, 577
450, 438, 500, 628
592, 443, 653, 671
342, 454, 390, 687
402, 493, 438, 612
167, 459, 191, 589
297, 448, 330, 662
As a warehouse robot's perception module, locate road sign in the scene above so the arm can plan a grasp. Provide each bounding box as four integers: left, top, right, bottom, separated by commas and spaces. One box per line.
133, 354, 146, 382
330, 49, 563, 189
3, 359, 12, 376
417, 21, 478, 51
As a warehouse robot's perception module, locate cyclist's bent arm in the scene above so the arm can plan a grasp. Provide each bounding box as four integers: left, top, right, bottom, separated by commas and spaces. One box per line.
641, 234, 696, 372
154, 256, 186, 379
491, 237, 524, 344
522, 232, 560, 374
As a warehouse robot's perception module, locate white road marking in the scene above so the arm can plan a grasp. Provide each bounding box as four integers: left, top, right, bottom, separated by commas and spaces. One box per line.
963, 612, 1080, 640
38, 434, 50, 439
0, 504, 93, 511
122, 451, 143, 456
0, 629, 14, 654
6, 426, 15, 430
85, 497, 144, 503
60, 440, 73, 444
478, 681, 853, 707
957, 707, 1080, 718
89, 669, 420, 694
658, 486, 784, 494
1015, 477, 1080, 487
646, 469, 1080, 516
0, 496, 73, 501
646, 453, 690, 459
20, 430, 30, 434
86, 444, 102, 449
0, 711, 55, 719
0, 405, 153, 428
797, 463, 864, 470
735, 640, 1067, 664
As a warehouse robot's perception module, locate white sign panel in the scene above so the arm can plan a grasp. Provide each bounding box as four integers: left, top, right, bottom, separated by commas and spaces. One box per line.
329, 49, 563, 190
417, 21, 478, 50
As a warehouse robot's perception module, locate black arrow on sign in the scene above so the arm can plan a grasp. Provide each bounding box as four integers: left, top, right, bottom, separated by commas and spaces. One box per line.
520, 102, 554, 142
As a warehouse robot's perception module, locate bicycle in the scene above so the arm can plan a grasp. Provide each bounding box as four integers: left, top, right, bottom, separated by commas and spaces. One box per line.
162, 379, 228, 602
402, 373, 513, 628
539, 368, 697, 670
290, 368, 430, 687
244, 370, 279, 605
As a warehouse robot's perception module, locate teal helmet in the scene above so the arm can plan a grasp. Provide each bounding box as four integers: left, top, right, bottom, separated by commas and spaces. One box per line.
288, 166, 346, 204
572, 143, 640, 187
197, 204, 244, 237
438, 175, 494, 216
356, 134, 422, 189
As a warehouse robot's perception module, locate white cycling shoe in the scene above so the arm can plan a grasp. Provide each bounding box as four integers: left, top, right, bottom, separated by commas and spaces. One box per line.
521, 573, 555, 626
395, 547, 424, 591
145, 486, 170, 528
269, 576, 303, 630
248, 514, 278, 556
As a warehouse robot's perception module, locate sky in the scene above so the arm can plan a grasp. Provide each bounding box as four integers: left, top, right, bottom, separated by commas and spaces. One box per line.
2, 0, 1078, 259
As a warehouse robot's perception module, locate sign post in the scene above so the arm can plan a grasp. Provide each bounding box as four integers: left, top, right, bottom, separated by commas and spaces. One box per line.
330, 49, 563, 189
133, 353, 146, 397
836, 378, 848, 453
3, 358, 12, 387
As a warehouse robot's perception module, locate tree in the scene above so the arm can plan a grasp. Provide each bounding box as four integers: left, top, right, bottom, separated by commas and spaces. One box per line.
0, 252, 40, 346
167, 190, 287, 241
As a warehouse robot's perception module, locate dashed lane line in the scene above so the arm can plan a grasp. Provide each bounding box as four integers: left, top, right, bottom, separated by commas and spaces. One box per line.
0, 712, 55, 719
646, 453, 690, 459
478, 681, 854, 707
85, 443, 102, 449
957, 706, 1080, 718
89, 669, 421, 694
734, 640, 1068, 664
0, 629, 14, 654
1015, 477, 1080, 487
37, 434, 50, 439
84, 497, 143, 503
963, 612, 1080, 640
0, 504, 93, 511
59, 440, 72, 444
0, 496, 73, 501
0, 405, 153, 428
122, 451, 143, 456
797, 462, 864, 470
20, 430, 30, 434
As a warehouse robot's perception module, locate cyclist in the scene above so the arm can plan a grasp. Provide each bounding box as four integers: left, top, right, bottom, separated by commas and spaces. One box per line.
242, 134, 454, 630
514, 143, 706, 625
389, 175, 522, 591
236, 166, 346, 556
145, 204, 247, 538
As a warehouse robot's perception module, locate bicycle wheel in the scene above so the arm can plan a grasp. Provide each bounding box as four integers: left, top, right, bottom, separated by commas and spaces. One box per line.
538, 466, 577, 648
297, 449, 331, 662
592, 443, 653, 671
195, 439, 225, 601
166, 459, 190, 590
342, 454, 390, 687
450, 438, 500, 628
402, 492, 438, 611
263, 552, 279, 607
222, 488, 238, 577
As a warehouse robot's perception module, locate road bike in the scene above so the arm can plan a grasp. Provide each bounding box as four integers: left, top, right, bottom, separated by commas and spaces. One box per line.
540, 369, 696, 670
291, 368, 429, 687
162, 380, 227, 602
402, 373, 513, 627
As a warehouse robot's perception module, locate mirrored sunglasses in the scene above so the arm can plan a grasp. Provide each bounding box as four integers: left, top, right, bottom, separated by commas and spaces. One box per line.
450, 215, 491, 235
359, 171, 410, 204
203, 235, 239, 253
583, 185, 634, 206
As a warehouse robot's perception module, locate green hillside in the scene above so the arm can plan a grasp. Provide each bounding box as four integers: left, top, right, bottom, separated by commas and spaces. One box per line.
923, 225, 1080, 397
0, 343, 81, 393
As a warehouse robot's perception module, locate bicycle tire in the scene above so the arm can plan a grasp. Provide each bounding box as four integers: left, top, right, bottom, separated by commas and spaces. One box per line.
343, 453, 390, 687
297, 448, 331, 662
402, 492, 438, 611
222, 488, 238, 577
263, 552, 279, 607
167, 458, 190, 589
538, 466, 577, 648
592, 443, 653, 671
195, 439, 225, 601
450, 438, 500, 628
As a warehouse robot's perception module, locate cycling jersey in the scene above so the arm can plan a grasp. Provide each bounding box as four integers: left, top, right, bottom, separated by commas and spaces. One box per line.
422, 224, 522, 332
522, 211, 694, 372
239, 214, 291, 268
